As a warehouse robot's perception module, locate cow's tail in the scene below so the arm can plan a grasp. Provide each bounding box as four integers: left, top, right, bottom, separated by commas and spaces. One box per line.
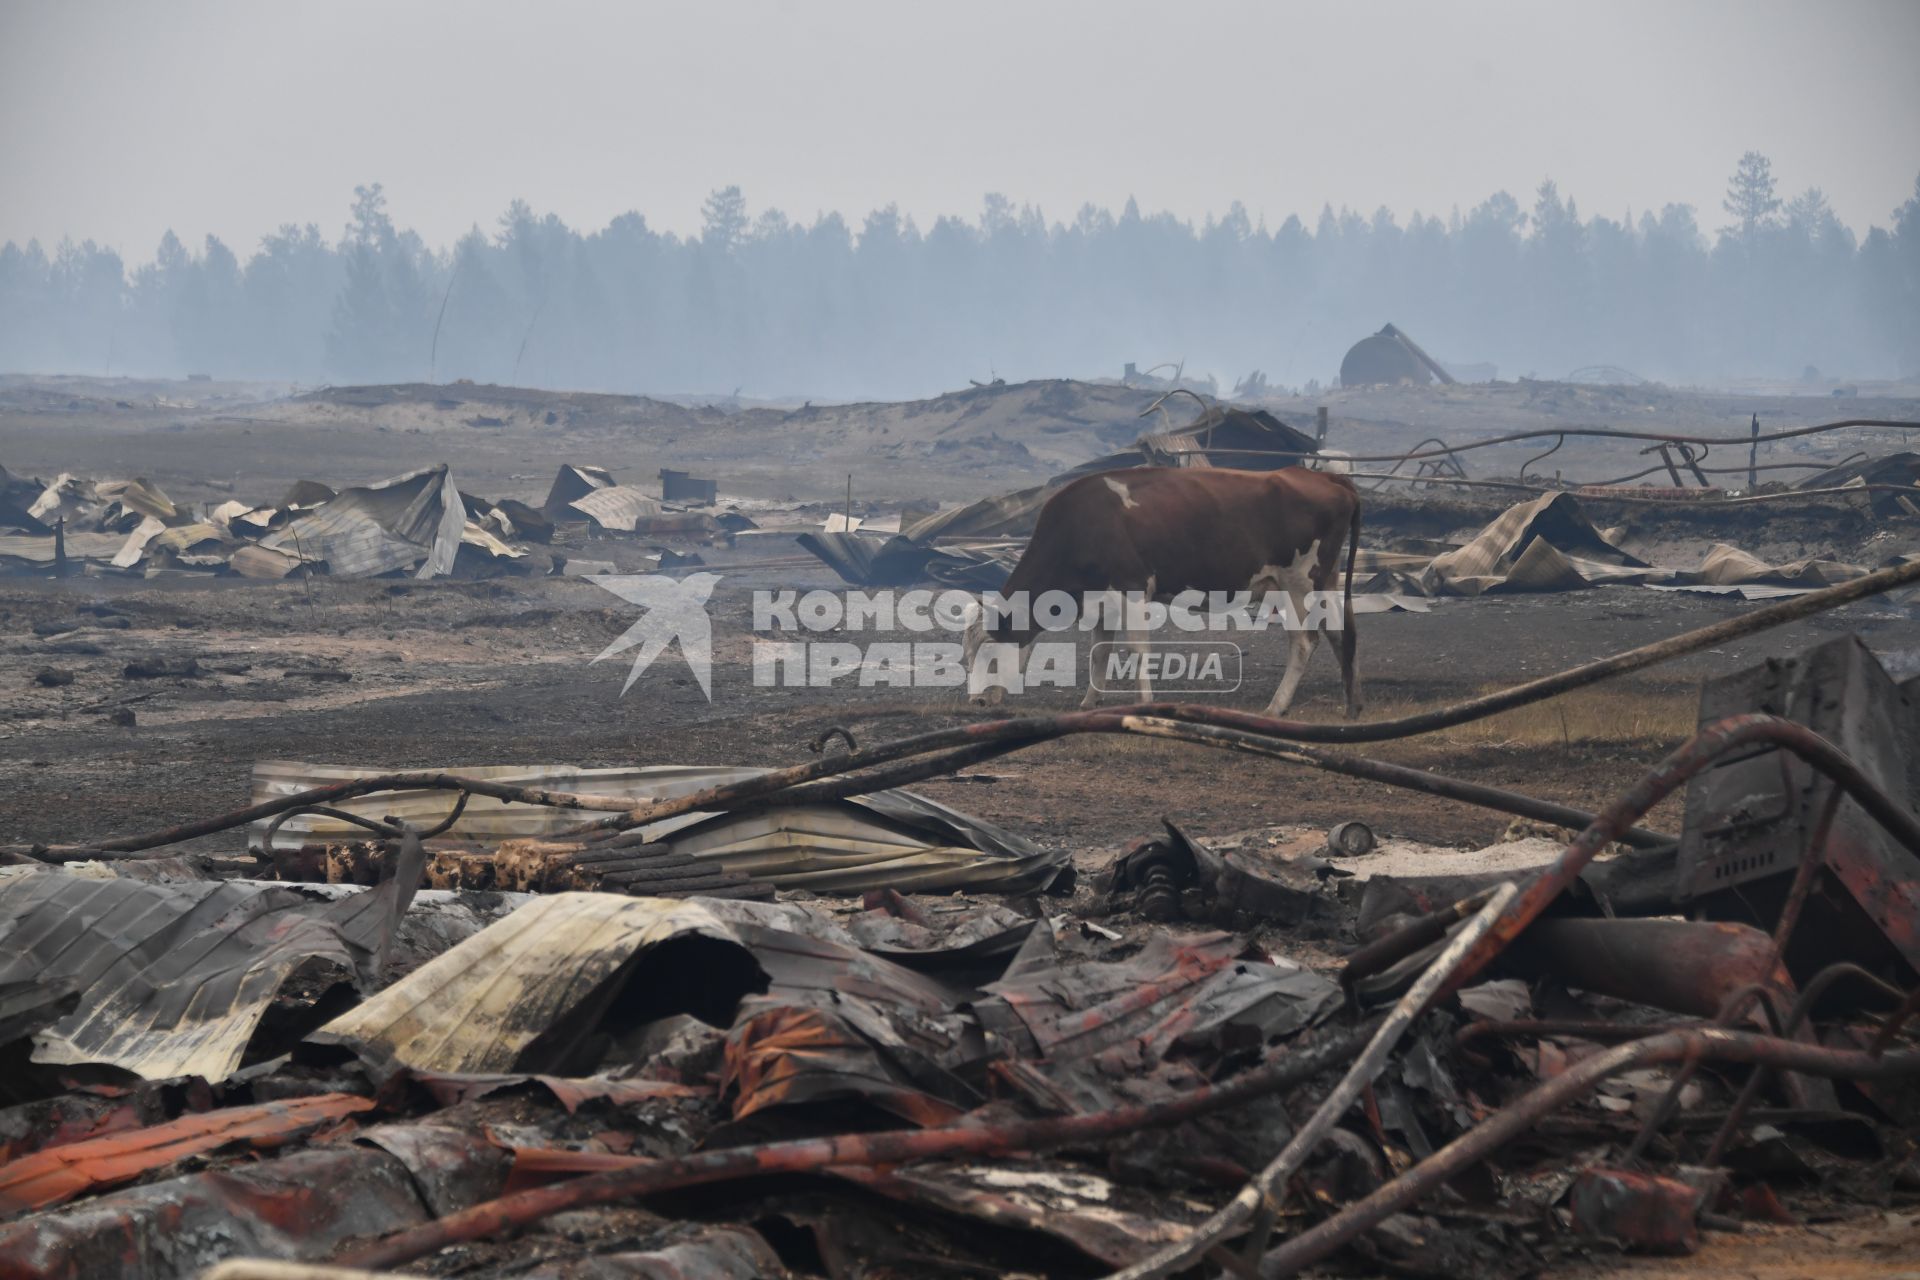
1340, 495, 1362, 718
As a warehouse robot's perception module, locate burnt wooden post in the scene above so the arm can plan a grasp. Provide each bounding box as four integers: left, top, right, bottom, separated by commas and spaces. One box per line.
1749, 413, 1760, 490
1316, 406, 1329, 447
53, 517, 66, 578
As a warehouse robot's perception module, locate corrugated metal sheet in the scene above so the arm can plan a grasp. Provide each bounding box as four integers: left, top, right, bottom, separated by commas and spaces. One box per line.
228, 545, 300, 579
540, 463, 615, 517
249, 762, 1066, 894
0, 856, 420, 1082
110, 517, 166, 568
309, 893, 771, 1074
1420, 493, 1873, 597
0, 532, 124, 564
311, 892, 1012, 1129
91, 478, 176, 523
567, 485, 661, 532
258, 465, 463, 579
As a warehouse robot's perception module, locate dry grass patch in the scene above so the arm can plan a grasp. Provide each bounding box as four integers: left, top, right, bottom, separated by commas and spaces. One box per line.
1356, 685, 1697, 748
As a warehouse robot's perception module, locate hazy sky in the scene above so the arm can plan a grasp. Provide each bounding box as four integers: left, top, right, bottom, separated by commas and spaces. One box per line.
3, 0, 1916, 262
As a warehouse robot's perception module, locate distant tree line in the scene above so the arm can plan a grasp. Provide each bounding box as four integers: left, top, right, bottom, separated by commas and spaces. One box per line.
2, 153, 1915, 399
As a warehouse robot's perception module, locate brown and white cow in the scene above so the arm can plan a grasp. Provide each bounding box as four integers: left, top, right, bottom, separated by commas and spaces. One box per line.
961, 466, 1362, 716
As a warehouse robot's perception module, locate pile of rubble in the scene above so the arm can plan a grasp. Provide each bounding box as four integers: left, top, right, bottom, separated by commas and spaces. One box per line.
2, 565, 1918, 1276
0, 461, 741, 580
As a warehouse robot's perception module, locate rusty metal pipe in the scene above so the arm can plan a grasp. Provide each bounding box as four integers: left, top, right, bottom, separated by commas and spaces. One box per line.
7, 771, 636, 862
1455, 1018, 1703, 1054
1115, 718, 1673, 848
336, 1021, 1381, 1270
1502, 918, 1790, 1020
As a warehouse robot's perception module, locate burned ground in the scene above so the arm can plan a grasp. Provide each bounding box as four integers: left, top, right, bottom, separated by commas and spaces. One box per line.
0, 571, 1910, 859
2, 375, 1919, 1279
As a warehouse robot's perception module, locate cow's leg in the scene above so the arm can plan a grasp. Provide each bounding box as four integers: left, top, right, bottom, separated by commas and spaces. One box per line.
964, 598, 1035, 708
1257, 558, 1323, 716
1130, 618, 1154, 702
961, 602, 989, 705
1079, 641, 1102, 709
1264, 611, 1319, 715
1079, 620, 1118, 709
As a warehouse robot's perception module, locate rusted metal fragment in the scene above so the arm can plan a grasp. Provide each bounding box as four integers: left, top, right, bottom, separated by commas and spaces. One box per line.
1679, 636, 1920, 978
273, 838, 775, 901
1568, 1167, 1703, 1254
514, 1225, 783, 1279
407, 1072, 709, 1110
0, 1145, 429, 1280
973, 930, 1338, 1107
352, 1123, 509, 1217
0, 846, 422, 1082
0, 1093, 373, 1217
0, 1088, 168, 1164
1501, 917, 1788, 1018
829, 1161, 1198, 1269
722, 1004, 969, 1129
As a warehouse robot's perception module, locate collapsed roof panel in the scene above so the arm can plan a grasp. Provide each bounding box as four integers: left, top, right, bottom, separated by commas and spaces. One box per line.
0, 847, 420, 1082
258, 463, 464, 579
251, 761, 1068, 894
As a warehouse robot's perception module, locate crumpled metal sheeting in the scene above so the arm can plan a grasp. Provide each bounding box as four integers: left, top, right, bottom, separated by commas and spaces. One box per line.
252, 761, 1068, 895
828, 1162, 1205, 1270
565, 485, 661, 533
510, 1225, 785, 1280
311, 893, 720, 1077
0, 1144, 433, 1280
715, 917, 1010, 1127
0, 864, 417, 1083
0, 465, 50, 534
311, 892, 1006, 1135
258, 463, 464, 580
976, 931, 1340, 1074
540, 463, 617, 517
0, 1087, 171, 1165
797, 529, 1021, 590
0, 1093, 373, 1217
354, 1122, 512, 1217
1422, 491, 1882, 597
722, 1003, 972, 1129
310, 895, 853, 1078
1420, 492, 1654, 596
407, 1072, 710, 1111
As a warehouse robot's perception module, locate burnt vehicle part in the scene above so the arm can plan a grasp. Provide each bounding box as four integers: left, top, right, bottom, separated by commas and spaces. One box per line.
1678, 635, 1920, 984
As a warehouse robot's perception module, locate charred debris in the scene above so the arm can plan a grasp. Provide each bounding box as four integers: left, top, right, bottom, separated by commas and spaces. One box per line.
4, 403, 1920, 1277
3, 556, 1920, 1276
0, 461, 738, 581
